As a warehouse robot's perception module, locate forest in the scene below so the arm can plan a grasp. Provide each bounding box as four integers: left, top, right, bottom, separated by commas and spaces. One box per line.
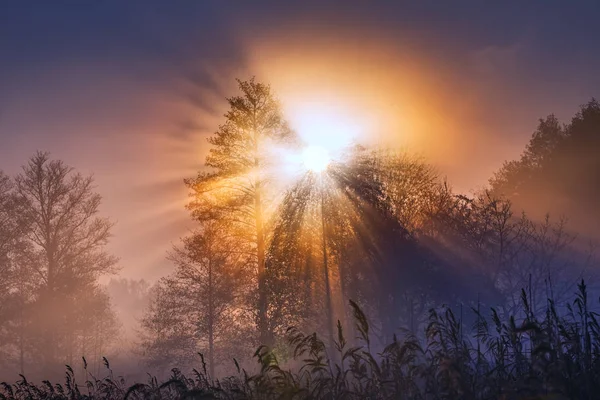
1, 79, 600, 399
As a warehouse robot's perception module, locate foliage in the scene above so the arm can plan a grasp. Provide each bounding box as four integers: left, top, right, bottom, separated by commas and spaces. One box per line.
490, 99, 600, 238
185, 78, 292, 345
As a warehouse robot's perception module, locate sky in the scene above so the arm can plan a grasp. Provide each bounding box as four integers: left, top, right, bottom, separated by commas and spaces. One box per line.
1, 1, 600, 281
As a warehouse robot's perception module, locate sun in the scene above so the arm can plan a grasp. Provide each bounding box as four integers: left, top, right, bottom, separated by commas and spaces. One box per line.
302, 145, 331, 172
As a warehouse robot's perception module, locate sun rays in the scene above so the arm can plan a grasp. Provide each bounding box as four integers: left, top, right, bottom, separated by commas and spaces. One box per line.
301, 145, 331, 172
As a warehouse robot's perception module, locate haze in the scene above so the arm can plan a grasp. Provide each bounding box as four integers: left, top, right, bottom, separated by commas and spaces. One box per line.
2, 1, 599, 282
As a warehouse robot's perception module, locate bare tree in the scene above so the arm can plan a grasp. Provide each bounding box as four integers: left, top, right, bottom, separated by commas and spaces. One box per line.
141, 221, 245, 376
0, 171, 18, 369
0, 171, 36, 375
12, 152, 118, 372
74, 285, 121, 376
139, 283, 199, 372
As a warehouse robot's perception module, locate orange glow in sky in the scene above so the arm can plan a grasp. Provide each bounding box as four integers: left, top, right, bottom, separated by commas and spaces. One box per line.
1, 19, 591, 283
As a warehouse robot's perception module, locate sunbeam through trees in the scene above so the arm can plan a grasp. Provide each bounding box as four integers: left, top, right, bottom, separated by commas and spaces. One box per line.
2, 4, 600, 396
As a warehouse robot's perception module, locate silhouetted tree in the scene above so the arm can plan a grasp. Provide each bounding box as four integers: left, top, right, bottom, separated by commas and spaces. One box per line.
0, 171, 38, 376
71, 284, 120, 376
185, 78, 291, 345
491, 100, 600, 238
0, 172, 20, 371
266, 173, 324, 339
375, 150, 441, 233
268, 147, 462, 343
428, 189, 594, 317
141, 222, 246, 375
11, 152, 119, 373
139, 283, 198, 371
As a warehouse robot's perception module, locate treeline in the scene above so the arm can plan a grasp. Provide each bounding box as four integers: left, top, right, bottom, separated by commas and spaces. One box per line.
491, 99, 600, 238
0, 154, 119, 378
138, 79, 598, 377
1, 79, 598, 389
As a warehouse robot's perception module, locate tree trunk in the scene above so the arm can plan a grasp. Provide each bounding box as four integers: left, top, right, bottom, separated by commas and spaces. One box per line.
256, 186, 268, 345
44, 239, 58, 371
207, 258, 215, 377
19, 308, 24, 375
253, 121, 269, 346
321, 181, 335, 349
44, 283, 56, 370
18, 265, 26, 376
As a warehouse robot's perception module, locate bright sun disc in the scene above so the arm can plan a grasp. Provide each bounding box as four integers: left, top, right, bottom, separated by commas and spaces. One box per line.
302, 146, 331, 172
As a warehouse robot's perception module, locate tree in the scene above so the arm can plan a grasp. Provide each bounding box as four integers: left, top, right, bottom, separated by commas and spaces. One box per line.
428, 189, 593, 317
139, 283, 198, 372
73, 284, 121, 376
170, 222, 245, 376
0, 171, 37, 376
490, 114, 565, 202
11, 152, 118, 372
141, 222, 245, 375
267, 147, 459, 343
374, 150, 441, 234
490, 100, 600, 237
0, 171, 14, 266
266, 173, 324, 338
0, 171, 19, 369
185, 78, 291, 345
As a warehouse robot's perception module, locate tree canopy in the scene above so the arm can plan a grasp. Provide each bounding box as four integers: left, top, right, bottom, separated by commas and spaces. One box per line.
491, 99, 600, 238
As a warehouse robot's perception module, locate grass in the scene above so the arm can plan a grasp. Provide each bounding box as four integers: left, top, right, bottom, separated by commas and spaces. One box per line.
2, 281, 600, 399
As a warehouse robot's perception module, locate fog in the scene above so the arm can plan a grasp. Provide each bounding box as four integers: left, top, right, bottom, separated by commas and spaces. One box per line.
2, 1, 600, 390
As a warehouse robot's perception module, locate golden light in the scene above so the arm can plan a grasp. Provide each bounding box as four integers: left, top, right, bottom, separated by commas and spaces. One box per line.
302, 145, 331, 172
271, 104, 362, 182
290, 104, 360, 156
267, 96, 375, 187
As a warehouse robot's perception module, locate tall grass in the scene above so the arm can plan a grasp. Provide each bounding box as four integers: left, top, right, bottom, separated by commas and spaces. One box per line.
3, 281, 600, 399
